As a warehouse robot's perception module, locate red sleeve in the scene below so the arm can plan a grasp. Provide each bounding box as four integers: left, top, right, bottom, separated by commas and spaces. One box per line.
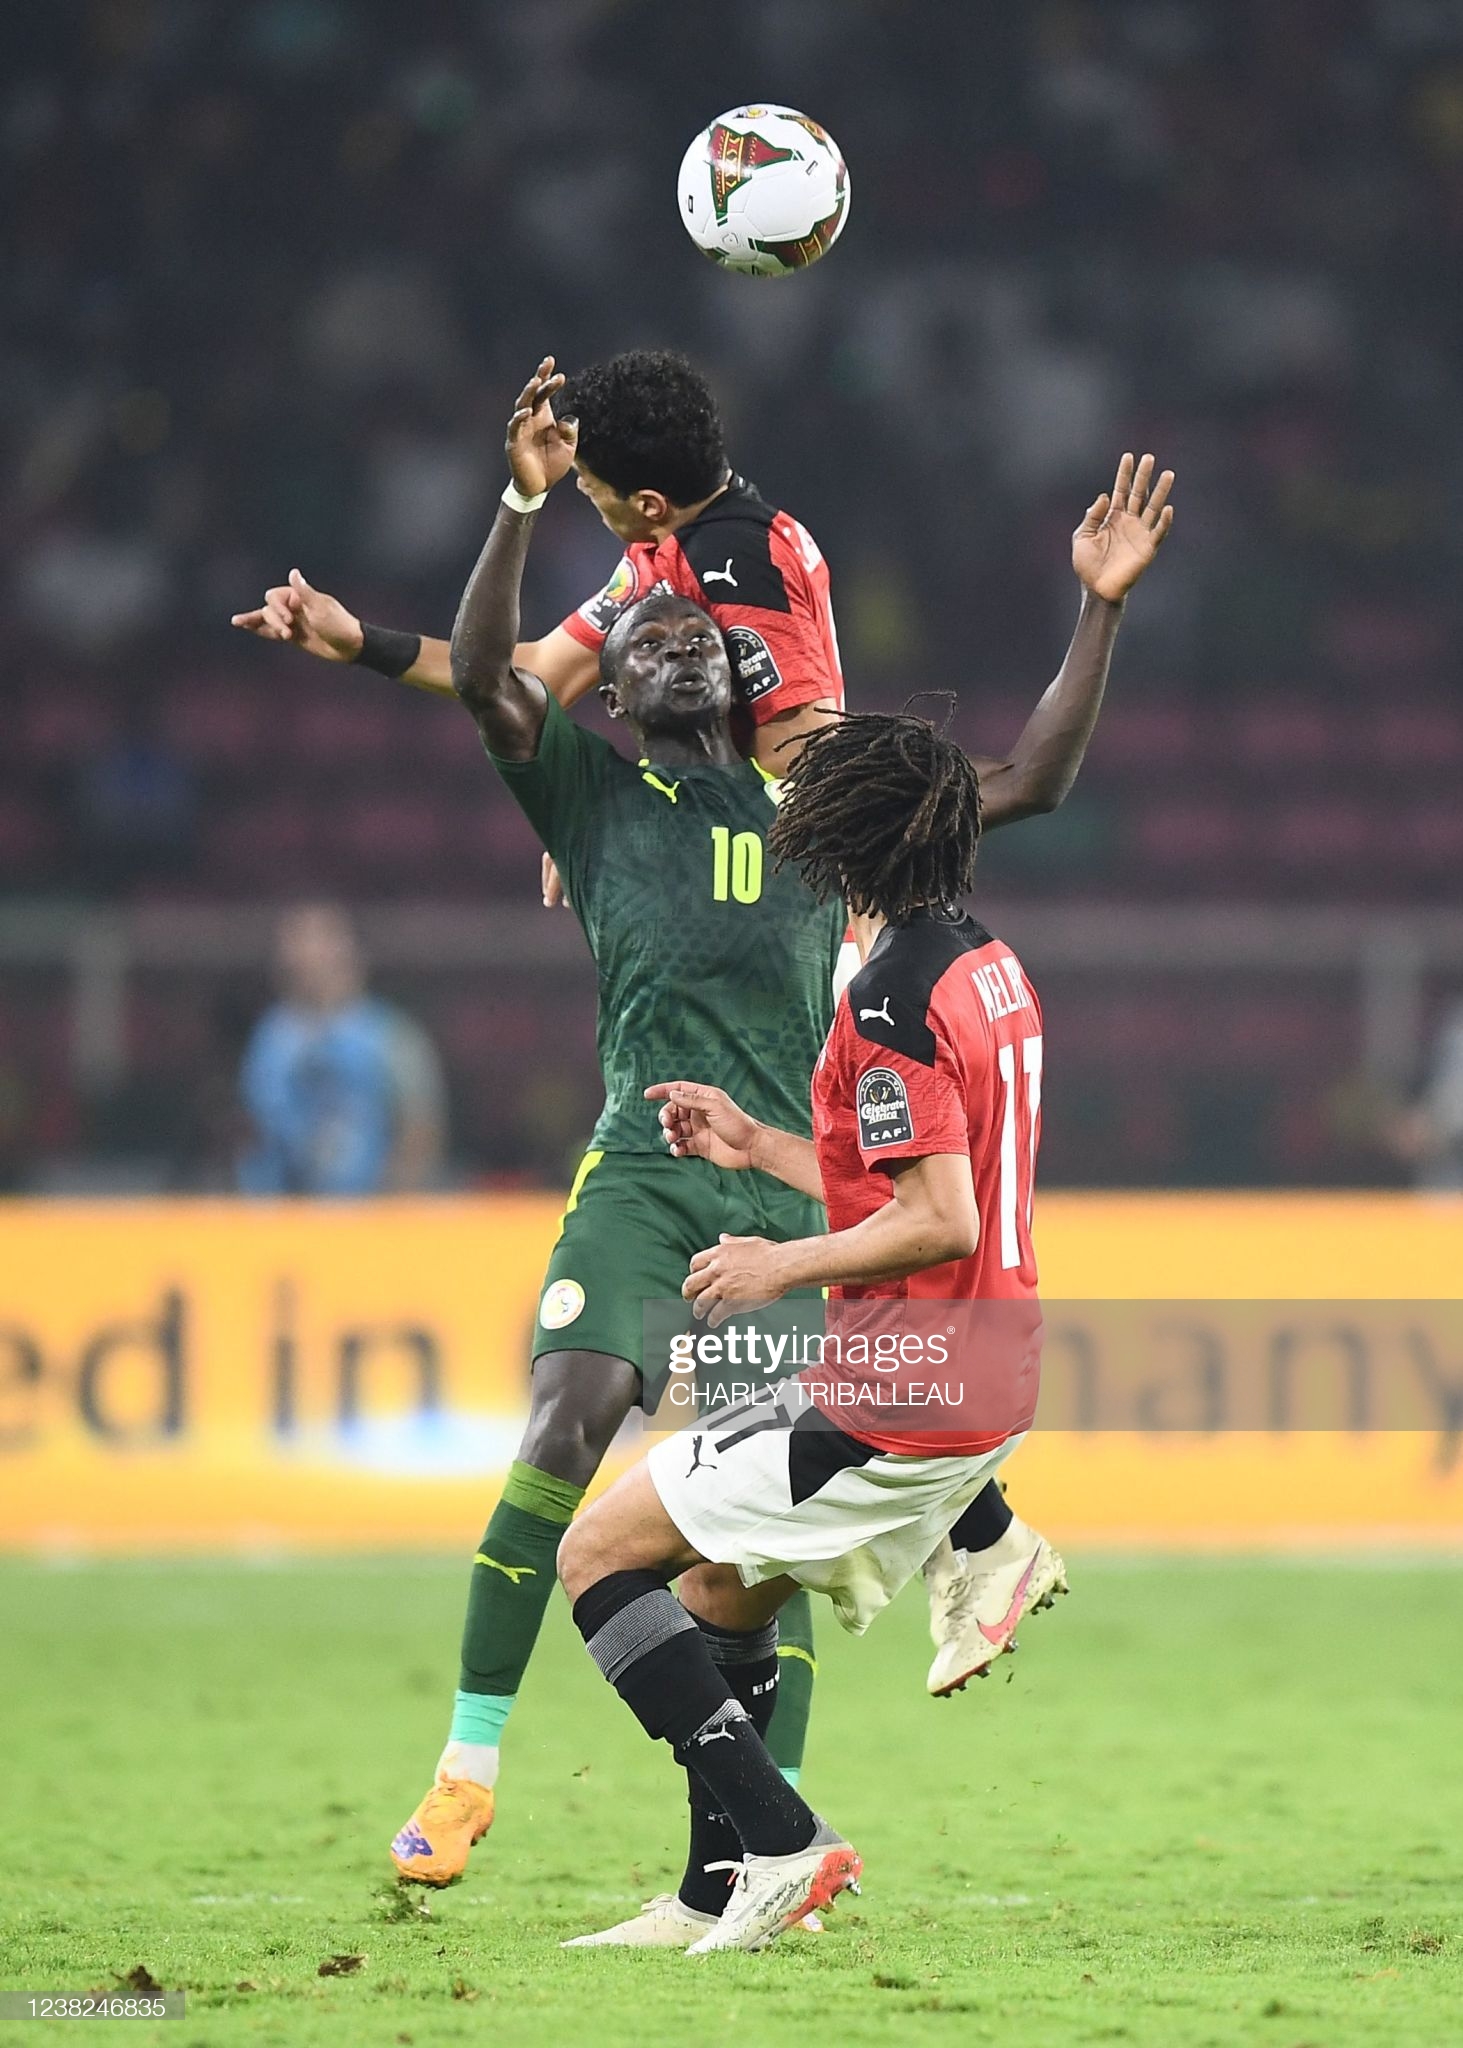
850, 1026, 970, 1171
678, 515, 843, 726
560, 607, 604, 652
719, 598, 840, 724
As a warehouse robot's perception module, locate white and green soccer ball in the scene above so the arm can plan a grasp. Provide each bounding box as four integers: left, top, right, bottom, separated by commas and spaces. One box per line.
677, 104, 850, 277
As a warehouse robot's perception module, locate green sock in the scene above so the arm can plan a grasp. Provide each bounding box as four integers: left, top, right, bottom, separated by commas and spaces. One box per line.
448, 1688, 514, 1749
453, 1461, 584, 1742
766, 1586, 817, 1784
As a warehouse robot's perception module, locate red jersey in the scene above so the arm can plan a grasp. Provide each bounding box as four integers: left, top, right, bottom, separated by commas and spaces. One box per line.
806, 909, 1044, 1454
559, 475, 844, 726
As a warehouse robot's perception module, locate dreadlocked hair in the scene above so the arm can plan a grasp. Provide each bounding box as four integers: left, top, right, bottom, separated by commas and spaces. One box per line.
769, 697, 983, 923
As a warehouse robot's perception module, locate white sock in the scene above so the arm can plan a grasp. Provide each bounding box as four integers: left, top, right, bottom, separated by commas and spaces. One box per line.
964, 1514, 1036, 1565
437, 1740, 499, 1790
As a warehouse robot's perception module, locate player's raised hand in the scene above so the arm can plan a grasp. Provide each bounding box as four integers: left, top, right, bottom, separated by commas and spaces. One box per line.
683, 1234, 788, 1327
1072, 452, 1175, 603
506, 357, 578, 499
230, 569, 364, 662
645, 1080, 761, 1171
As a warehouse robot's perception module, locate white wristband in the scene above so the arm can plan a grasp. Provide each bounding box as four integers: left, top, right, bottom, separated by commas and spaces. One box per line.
502, 481, 548, 515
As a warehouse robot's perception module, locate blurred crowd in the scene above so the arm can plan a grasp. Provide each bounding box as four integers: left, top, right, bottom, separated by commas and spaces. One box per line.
3, 0, 1462, 1189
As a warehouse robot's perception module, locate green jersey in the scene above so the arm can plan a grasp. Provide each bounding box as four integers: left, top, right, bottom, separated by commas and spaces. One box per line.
490, 693, 843, 1153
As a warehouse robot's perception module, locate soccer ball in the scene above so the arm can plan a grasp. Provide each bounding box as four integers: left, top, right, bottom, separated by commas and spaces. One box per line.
677, 105, 850, 277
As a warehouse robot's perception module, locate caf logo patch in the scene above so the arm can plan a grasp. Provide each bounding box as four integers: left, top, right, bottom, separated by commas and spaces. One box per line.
539, 1279, 586, 1330
856, 1067, 913, 1150
725, 624, 783, 703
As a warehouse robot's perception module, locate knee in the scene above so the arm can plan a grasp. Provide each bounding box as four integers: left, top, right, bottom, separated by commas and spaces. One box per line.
556, 1503, 605, 1604
553, 1523, 586, 1597
677, 1561, 755, 1629
519, 1399, 610, 1490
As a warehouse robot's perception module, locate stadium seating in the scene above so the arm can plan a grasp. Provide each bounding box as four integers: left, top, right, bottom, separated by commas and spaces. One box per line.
6, 0, 1462, 1189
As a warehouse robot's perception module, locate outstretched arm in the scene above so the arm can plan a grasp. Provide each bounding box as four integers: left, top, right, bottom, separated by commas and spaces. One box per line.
973, 451, 1175, 831
683, 1153, 978, 1326
450, 359, 581, 761
644, 1080, 826, 1201
230, 578, 598, 703
228, 573, 456, 695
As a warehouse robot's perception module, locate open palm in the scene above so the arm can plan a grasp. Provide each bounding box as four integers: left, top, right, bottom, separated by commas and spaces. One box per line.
506, 356, 579, 498
1072, 451, 1175, 602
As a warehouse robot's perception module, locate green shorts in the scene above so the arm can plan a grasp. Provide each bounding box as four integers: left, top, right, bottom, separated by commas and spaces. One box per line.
533, 1149, 826, 1376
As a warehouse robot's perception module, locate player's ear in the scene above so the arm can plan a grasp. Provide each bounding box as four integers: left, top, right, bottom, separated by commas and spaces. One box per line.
634, 488, 671, 527
599, 679, 625, 720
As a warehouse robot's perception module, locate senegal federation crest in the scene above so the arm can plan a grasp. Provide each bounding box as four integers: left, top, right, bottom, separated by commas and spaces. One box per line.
539, 1279, 586, 1330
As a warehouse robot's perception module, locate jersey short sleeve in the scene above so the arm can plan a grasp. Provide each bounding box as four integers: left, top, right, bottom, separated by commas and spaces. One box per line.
484, 688, 614, 868
554, 487, 843, 723
843, 1015, 971, 1171
677, 511, 840, 727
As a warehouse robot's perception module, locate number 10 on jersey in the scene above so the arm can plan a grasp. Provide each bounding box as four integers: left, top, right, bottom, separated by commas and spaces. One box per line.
710, 825, 764, 904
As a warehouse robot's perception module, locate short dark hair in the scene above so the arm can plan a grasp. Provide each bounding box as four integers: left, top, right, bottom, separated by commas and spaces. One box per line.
562, 349, 727, 506
770, 701, 984, 922
599, 591, 722, 688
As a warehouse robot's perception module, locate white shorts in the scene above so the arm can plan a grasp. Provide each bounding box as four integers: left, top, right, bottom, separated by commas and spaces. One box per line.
648, 1394, 1024, 1635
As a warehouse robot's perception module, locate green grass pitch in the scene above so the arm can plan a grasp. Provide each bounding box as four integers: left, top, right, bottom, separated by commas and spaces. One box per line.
2, 1556, 1460, 2047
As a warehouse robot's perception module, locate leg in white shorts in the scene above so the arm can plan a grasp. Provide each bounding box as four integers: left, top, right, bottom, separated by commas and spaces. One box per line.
648, 1393, 1024, 1636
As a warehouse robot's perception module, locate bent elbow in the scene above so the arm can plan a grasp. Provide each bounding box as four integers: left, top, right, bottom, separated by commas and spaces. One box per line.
1011, 769, 1067, 817
1024, 782, 1065, 816
935, 1216, 979, 1263
449, 644, 486, 709
981, 774, 1063, 831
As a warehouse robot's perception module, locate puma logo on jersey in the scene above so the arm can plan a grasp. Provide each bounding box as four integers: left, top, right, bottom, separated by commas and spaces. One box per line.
686, 1434, 717, 1477
859, 998, 895, 1026
474, 1553, 537, 1585
701, 557, 739, 588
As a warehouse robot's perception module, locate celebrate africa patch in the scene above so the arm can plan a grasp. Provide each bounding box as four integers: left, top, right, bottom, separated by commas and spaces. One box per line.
856, 1067, 913, 1150
725, 624, 783, 702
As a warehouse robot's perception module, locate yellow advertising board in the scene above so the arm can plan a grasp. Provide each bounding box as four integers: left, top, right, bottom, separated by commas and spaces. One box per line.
0, 1193, 1459, 1550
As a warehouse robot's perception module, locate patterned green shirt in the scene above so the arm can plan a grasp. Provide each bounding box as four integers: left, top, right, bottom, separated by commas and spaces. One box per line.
489, 694, 843, 1153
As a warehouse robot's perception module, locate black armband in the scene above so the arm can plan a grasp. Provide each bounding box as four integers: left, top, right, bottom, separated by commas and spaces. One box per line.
353, 622, 423, 680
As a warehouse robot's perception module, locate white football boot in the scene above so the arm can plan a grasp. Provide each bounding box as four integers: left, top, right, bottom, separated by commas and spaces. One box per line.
563, 1891, 826, 1946
925, 1516, 1068, 1696
562, 1892, 717, 1948
685, 1825, 862, 1954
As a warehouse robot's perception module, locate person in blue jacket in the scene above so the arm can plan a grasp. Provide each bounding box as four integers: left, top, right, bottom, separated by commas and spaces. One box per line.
239, 903, 444, 1195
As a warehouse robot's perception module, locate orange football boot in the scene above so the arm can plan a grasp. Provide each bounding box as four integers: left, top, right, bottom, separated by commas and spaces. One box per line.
389, 1777, 495, 1885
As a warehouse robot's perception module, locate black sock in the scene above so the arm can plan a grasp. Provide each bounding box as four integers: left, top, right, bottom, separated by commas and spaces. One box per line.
670, 1701, 817, 1858
573, 1573, 816, 1860
948, 1478, 1013, 1554
678, 1616, 781, 1916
